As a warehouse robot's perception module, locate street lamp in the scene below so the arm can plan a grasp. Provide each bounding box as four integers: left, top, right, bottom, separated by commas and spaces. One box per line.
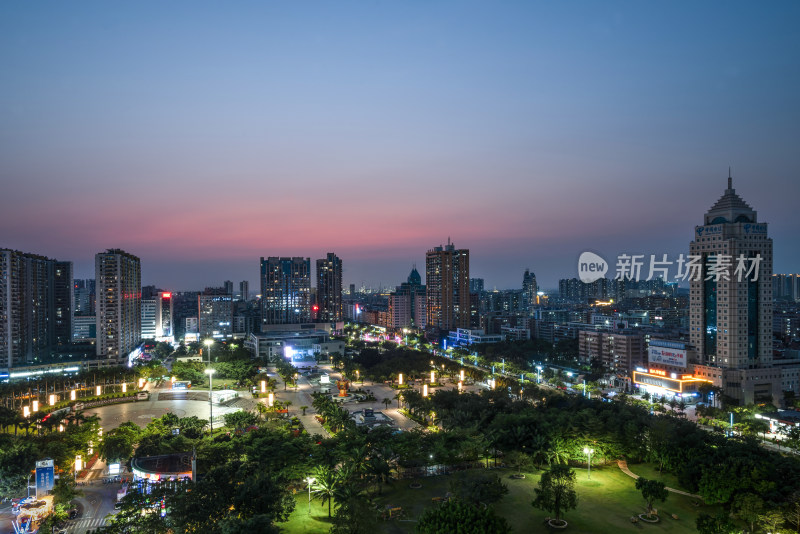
305, 477, 315, 515
583, 447, 594, 479
536, 365, 542, 384
205, 368, 216, 434
502, 358, 505, 374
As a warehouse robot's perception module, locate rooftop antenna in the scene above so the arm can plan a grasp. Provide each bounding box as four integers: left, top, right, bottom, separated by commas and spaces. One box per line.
728, 167, 732, 189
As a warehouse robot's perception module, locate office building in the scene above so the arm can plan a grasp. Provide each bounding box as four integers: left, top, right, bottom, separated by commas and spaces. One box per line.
239, 280, 249, 302
198, 288, 233, 339
224, 280, 234, 296
688, 177, 794, 404
260, 257, 311, 325
157, 292, 174, 339
95, 249, 141, 362
141, 298, 157, 338
426, 240, 470, 332
73, 315, 97, 341
316, 253, 343, 322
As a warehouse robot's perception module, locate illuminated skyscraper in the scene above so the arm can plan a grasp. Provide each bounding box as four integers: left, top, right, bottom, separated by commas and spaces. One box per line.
426, 240, 470, 331
96, 249, 141, 362
260, 257, 311, 325
688, 177, 794, 404
0, 249, 72, 369
316, 253, 343, 322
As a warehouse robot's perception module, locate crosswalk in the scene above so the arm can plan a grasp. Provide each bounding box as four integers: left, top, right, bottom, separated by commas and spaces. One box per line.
68, 517, 106, 533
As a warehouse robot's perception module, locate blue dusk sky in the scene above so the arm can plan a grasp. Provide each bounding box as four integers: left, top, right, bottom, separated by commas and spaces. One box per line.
1, 1, 798, 291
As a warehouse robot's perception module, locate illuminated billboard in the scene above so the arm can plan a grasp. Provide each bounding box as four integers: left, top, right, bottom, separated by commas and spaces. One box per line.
648, 345, 687, 368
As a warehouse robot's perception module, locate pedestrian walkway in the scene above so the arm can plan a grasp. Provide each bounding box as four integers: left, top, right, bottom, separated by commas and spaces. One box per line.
617, 460, 703, 500
68, 517, 107, 533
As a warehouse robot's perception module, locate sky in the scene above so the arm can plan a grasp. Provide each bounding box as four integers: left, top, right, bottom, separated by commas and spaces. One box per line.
1, 1, 799, 291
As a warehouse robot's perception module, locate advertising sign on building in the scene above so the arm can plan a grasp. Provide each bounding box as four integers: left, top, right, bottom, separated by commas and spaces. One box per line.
35, 459, 55, 498
648, 346, 687, 368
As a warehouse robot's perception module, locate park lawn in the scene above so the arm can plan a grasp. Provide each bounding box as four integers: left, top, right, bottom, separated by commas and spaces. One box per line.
280, 493, 336, 534
497, 466, 718, 533
365, 466, 720, 534
627, 462, 690, 493
279, 466, 721, 533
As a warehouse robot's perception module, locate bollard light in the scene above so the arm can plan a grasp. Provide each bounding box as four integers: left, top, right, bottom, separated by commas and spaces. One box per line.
32, 400, 39, 412
268, 392, 274, 407
71, 390, 76, 401
398, 373, 403, 385
23, 406, 30, 418
122, 383, 127, 393
423, 384, 428, 397
260, 380, 266, 394
96, 385, 102, 396
460, 369, 465, 381
49, 394, 56, 406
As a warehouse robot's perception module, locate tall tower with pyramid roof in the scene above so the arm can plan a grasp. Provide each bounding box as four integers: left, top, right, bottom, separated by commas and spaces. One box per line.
688, 175, 781, 404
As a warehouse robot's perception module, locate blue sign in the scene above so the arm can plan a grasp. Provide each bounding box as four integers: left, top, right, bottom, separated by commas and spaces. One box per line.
35, 459, 54, 498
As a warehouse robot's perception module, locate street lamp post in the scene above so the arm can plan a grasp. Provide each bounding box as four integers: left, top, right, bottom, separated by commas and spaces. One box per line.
205, 368, 215, 434
583, 447, 594, 479
305, 477, 315, 515
536, 365, 542, 384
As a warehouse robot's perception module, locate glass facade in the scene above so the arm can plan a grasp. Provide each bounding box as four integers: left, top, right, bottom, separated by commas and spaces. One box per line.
703, 255, 717, 359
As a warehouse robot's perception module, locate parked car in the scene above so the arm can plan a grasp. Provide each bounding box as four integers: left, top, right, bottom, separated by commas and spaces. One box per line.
67, 508, 79, 519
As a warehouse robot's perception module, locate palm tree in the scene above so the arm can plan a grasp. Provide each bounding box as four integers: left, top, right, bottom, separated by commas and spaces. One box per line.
546, 437, 571, 466
366, 456, 392, 495
312, 465, 339, 518
381, 398, 391, 410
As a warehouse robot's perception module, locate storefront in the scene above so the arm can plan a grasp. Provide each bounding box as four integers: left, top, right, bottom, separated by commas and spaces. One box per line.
632, 368, 710, 400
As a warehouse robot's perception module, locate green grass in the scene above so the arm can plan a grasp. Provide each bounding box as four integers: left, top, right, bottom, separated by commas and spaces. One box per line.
626, 463, 689, 493
280, 493, 337, 533
280, 466, 720, 533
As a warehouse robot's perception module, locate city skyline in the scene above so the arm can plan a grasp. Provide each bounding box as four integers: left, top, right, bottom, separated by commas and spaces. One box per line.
2, 2, 799, 290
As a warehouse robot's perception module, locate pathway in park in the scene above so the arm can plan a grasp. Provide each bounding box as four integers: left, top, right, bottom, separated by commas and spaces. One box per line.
617, 460, 704, 501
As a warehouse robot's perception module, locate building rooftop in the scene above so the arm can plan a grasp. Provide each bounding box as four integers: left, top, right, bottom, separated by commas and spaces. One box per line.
704, 175, 757, 225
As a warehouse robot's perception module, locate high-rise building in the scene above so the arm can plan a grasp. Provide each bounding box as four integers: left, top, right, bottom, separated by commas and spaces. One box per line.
141, 298, 157, 338
689, 177, 789, 404
316, 253, 343, 322
74, 278, 95, 315
426, 240, 470, 331
53, 261, 73, 346
142, 291, 174, 340
96, 249, 141, 362
469, 278, 484, 294
389, 266, 427, 329
773, 274, 800, 301
522, 269, 538, 310
349, 283, 356, 297
0, 249, 72, 368
239, 281, 249, 302
157, 292, 174, 339
224, 280, 234, 296
260, 257, 311, 325
198, 288, 233, 338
